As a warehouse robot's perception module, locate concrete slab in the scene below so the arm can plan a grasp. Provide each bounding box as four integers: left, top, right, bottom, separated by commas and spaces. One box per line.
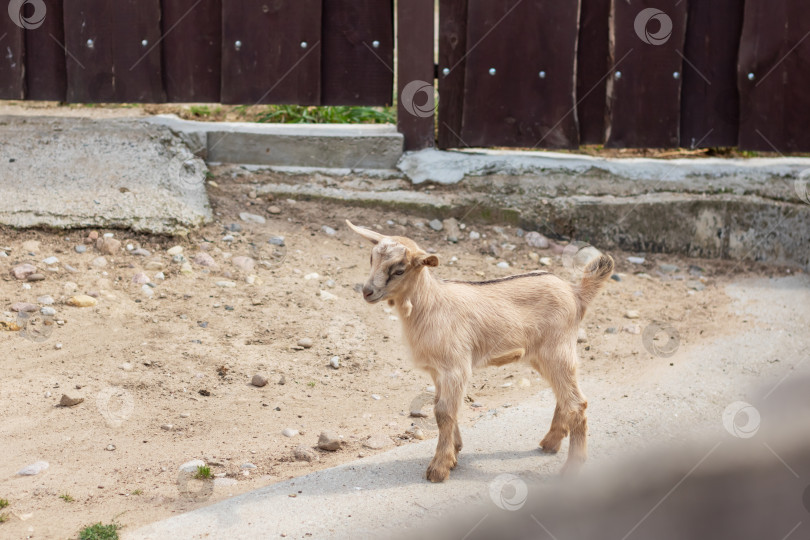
126, 275, 810, 540
0, 116, 212, 235
147, 115, 403, 169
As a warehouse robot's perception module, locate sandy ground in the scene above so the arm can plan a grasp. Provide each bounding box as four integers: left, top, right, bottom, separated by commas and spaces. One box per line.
0, 169, 801, 539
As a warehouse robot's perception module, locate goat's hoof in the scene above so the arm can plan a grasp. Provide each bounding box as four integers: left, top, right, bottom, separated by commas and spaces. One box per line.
426, 463, 450, 483
539, 439, 561, 454
560, 458, 584, 477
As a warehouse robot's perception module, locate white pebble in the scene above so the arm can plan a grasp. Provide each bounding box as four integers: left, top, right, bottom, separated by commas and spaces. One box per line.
216, 281, 237, 288
303, 272, 319, 280
167, 246, 183, 256
371, 394, 382, 400
329, 356, 340, 369
282, 428, 299, 437
496, 261, 510, 268
42, 256, 59, 265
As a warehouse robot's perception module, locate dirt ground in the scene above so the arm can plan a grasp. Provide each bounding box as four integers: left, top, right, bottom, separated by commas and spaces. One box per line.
0, 168, 800, 539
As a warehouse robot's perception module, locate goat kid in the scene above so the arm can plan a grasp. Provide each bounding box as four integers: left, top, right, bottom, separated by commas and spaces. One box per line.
347, 220, 614, 482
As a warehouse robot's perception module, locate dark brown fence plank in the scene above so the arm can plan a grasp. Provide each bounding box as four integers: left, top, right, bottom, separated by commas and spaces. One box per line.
738, 0, 810, 152
221, 0, 321, 105
577, 0, 610, 145
63, 0, 165, 102
397, 0, 434, 150
605, 0, 687, 148
25, 0, 67, 101
0, 14, 25, 99
162, 0, 221, 103
460, 0, 580, 148
321, 0, 393, 106
679, 0, 744, 148
437, 0, 468, 148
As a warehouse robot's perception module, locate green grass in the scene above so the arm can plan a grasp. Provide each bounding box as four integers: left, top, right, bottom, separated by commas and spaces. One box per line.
255, 104, 394, 124
131, 489, 143, 496
0, 499, 7, 509
79, 522, 119, 540
60, 493, 75, 502
189, 105, 211, 117
194, 465, 212, 480
307, 381, 317, 388
0, 513, 8, 524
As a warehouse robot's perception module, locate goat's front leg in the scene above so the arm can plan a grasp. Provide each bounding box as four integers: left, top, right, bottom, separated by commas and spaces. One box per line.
426, 371, 466, 483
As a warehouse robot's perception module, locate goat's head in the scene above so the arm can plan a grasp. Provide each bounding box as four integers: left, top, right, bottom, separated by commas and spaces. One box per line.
346, 220, 438, 303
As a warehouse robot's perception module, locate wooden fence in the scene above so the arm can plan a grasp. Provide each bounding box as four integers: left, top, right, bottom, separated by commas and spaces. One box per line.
2, 0, 810, 153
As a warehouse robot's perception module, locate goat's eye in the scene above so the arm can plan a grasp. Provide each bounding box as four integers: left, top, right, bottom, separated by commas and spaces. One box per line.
394, 269, 405, 276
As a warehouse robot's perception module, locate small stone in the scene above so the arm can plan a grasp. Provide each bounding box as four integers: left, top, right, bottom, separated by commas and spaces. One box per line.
11, 263, 37, 280
232, 256, 255, 272
469, 231, 481, 240
278, 375, 286, 385
318, 431, 342, 451
363, 435, 392, 450
525, 232, 549, 249
88, 231, 99, 241
605, 327, 618, 334
442, 218, 461, 242
131, 248, 151, 257
67, 295, 97, 308
251, 374, 268, 387
658, 264, 679, 274
226, 223, 243, 232
42, 256, 59, 265
59, 394, 84, 407
321, 225, 336, 236
120, 362, 133, 371
17, 461, 49, 476
687, 280, 706, 291
11, 302, 37, 313
577, 328, 588, 343
37, 295, 54, 305
106, 444, 115, 451
268, 236, 285, 246
625, 310, 640, 319
96, 237, 121, 255
180, 263, 194, 275
154, 272, 165, 280
539, 257, 552, 266
518, 377, 531, 388
407, 426, 426, 440
428, 219, 443, 231
54, 342, 62, 349
371, 394, 382, 400
178, 459, 205, 473
41, 306, 56, 317
240, 212, 266, 224
167, 246, 184, 256
180, 412, 190, 418
161, 424, 173, 431
194, 252, 218, 268
282, 428, 299, 437
75, 245, 87, 254
240, 462, 257, 469
268, 206, 281, 214
216, 280, 236, 288
297, 337, 313, 348
172, 254, 186, 264
293, 445, 319, 462
145, 260, 164, 271
622, 324, 641, 335
496, 261, 510, 268
319, 290, 337, 301
27, 273, 45, 282
329, 356, 340, 369
63, 282, 78, 292
627, 256, 646, 265
611, 274, 622, 282
132, 272, 150, 284
304, 272, 319, 280
91, 256, 108, 268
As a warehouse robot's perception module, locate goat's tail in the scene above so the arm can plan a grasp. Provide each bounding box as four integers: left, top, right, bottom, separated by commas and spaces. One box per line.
575, 253, 614, 320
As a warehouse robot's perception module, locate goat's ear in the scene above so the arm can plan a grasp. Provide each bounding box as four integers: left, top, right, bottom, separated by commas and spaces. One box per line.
345, 220, 385, 245
417, 254, 439, 267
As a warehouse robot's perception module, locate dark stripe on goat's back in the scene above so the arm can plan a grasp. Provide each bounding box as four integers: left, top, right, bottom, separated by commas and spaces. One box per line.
444, 271, 551, 286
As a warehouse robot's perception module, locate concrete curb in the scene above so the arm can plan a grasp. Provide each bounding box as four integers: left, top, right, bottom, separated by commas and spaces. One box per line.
146, 115, 403, 169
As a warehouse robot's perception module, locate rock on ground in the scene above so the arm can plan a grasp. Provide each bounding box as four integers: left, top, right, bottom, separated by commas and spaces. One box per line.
317, 431, 342, 451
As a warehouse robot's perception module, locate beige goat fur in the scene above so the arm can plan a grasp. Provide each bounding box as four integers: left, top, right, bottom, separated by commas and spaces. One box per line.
346, 220, 614, 482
